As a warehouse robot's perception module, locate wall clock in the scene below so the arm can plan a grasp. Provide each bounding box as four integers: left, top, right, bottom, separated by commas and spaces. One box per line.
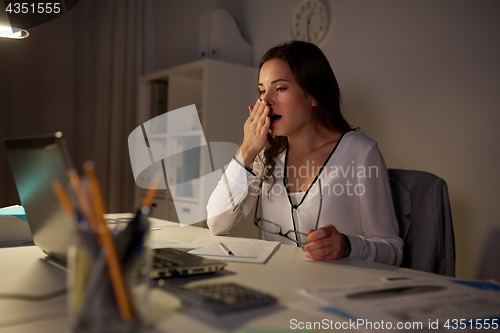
290, 0, 329, 45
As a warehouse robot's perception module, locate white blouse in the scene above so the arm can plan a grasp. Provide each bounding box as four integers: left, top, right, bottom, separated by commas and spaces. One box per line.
207, 131, 403, 266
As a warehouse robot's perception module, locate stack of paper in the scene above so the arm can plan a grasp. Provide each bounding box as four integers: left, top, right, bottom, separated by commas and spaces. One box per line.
298, 278, 500, 331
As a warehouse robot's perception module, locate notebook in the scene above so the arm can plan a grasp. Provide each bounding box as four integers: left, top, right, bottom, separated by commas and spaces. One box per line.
4, 132, 226, 278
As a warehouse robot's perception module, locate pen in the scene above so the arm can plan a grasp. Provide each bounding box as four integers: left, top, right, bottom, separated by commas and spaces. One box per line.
220, 242, 235, 256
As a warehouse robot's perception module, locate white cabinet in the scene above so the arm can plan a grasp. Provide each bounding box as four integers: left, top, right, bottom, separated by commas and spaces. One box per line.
135, 59, 259, 237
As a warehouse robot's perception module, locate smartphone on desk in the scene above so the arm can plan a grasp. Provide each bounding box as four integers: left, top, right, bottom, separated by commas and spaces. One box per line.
158, 280, 278, 314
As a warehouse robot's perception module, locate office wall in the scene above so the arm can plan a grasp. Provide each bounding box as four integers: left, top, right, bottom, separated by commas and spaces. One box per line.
0, 11, 80, 206
150, 0, 500, 279
0, 0, 140, 213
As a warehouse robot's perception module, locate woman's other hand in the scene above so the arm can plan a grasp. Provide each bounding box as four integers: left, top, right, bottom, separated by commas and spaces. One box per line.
302, 225, 350, 261
240, 99, 270, 169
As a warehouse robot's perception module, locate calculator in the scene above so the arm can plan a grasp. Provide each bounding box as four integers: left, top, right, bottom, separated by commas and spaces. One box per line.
159, 281, 278, 314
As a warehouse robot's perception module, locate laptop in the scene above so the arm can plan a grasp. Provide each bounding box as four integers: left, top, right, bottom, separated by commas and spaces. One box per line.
4, 132, 226, 278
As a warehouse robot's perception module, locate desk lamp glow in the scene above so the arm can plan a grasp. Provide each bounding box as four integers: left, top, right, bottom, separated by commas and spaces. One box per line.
0, 25, 29, 39
0, 1, 29, 40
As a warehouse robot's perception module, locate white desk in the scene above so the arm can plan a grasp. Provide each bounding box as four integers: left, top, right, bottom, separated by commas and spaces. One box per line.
0, 221, 441, 333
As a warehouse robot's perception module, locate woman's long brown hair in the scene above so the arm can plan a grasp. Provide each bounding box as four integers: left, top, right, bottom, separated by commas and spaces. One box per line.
259, 41, 355, 182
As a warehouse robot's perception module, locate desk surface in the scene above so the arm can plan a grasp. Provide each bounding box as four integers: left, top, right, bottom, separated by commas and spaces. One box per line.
0, 220, 440, 332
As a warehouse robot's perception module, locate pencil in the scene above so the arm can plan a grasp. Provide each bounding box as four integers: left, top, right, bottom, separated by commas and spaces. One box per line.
68, 169, 97, 229
83, 161, 106, 218
51, 180, 87, 313
69, 167, 135, 321
51, 179, 75, 217
142, 173, 161, 208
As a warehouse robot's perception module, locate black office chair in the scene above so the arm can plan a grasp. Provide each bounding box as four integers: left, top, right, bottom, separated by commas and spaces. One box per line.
388, 169, 456, 277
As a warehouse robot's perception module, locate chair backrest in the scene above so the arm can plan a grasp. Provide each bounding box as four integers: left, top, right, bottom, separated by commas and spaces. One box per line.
476, 227, 500, 281
388, 169, 455, 277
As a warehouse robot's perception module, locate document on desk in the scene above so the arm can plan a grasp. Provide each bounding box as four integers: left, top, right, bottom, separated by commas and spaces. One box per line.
147, 238, 198, 251
0, 205, 32, 245
298, 278, 500, 331
188, 236, 280, 263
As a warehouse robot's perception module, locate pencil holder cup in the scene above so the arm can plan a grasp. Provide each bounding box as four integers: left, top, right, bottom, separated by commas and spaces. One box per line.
67, 211, 151, 333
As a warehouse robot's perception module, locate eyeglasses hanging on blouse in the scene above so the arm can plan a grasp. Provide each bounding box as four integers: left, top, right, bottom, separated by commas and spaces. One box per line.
253, 177, 322, 246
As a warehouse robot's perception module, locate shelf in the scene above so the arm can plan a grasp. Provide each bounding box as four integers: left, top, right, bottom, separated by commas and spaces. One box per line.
135, 59, 257, 226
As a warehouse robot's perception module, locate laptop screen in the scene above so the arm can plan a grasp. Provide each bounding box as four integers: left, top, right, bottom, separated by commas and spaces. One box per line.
4, 132, 75, 260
